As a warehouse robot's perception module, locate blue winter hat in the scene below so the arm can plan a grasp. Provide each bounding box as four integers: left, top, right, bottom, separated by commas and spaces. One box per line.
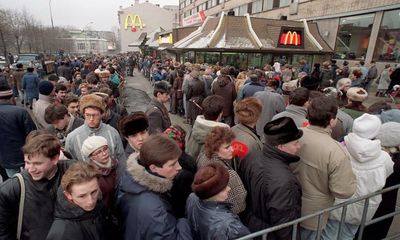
38, 80, 54, 95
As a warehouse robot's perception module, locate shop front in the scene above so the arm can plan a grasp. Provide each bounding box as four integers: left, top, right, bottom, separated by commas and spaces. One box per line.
171, 14, 332, 69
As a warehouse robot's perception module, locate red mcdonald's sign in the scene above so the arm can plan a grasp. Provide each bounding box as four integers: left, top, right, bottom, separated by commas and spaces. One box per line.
280, 31, 301, 46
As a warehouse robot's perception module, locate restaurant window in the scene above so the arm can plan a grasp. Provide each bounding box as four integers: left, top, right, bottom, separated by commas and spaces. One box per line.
182, 51, 195, 63
249, 53, 263, 68
252, 0, 263, 14
263, 0, 273, 11
221, 52, 248, 68
373, 9, 400, 62
292, 54, 313, 69
196, 52, 220, 64
334, 13, 374, 60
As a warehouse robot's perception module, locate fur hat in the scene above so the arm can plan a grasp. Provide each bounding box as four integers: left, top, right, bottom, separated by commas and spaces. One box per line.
0, 79, 13, 99
120, 112, 149, 137
234, 97, 262, 125
282, 81, 297, 92
79, 94, 105, 113
192, 163, 229, 200
301, 76, 319, 90
264, 117, 303, 146
38, 80, 54, 95
376, 122, 400, 147
353, 113, 381, 139
346, 87, 368, 102
81, 136, 108, 157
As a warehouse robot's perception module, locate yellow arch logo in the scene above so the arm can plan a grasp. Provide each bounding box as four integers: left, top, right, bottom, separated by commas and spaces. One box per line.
124, 14, 144, 32
283, 31, 299, 45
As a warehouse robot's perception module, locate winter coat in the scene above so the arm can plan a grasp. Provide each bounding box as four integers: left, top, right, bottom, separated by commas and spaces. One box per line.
200, 75, 214, 96
329, 133, 393, 225
366, 65, 378, 82
389, 67, 400, 90
46, 188, 109, 240
95, 160, 118, 208
33, 94, 53, 130
377, 68, 391, 90
57, 65, 72, 81
13, 69, 25, 90
22, 72, 40, 100
231, 123, 262, 154
145, 98, 171, 134
197, 154, 247, 214
115, 154, 192, 240
65, 122, 125, 162
320, 68, 333, 88
187, 78, 206, 121
238, 144, 302, 238
212, 77, 236, 117
241, 82, 265, 99
0, 161, 73, 240
0, 103, 36, 169
254, 89, 286, 137
103, 110, 121, 132
186, 115, 229, 159
292, 125, 357, 231
47, 114, 84, 147
111, 101, 128, 117
272, 104, 308, 128
186, 193, 250, 240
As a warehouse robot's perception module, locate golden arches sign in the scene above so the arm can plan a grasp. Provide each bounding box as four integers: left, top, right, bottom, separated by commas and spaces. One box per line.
283, 31, 300, 46
124, 14, 144, 32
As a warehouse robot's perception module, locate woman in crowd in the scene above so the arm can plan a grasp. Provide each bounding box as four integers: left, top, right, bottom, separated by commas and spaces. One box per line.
342, 87, 369, 119
197, 126, 247, 214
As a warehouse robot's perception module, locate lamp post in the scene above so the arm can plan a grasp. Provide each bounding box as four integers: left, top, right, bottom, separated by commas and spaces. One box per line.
83, 22, 94, 55
49, 0, 54, 29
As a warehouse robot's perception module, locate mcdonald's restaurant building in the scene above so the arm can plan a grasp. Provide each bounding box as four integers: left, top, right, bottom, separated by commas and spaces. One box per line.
118, 1, 178, 53
170, 14, 332, 69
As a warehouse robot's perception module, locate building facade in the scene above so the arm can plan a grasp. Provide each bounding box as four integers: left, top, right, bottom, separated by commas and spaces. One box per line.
60, 31, 117, 55
118, 0, 179, 52
179, 0, 400, 69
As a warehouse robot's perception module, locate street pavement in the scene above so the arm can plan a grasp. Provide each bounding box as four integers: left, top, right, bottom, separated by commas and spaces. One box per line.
124, 70, 400, 238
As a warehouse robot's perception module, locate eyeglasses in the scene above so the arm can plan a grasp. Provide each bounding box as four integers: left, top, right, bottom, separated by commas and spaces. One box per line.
84, 113, 101, 119
91, 145, 109, 156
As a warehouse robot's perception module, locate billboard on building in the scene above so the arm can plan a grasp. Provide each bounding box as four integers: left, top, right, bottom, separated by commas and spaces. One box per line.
182, 10, 206, 27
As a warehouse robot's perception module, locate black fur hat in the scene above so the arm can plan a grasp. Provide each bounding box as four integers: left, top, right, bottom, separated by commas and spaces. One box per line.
119, 112, 149, 137
264, 117, 303, 146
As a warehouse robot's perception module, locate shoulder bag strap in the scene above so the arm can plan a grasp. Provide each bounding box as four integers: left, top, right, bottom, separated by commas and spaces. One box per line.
15, 173, 25, 240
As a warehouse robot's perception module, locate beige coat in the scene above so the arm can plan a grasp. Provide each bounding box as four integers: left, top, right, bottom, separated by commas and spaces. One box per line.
292, 125, 356, 231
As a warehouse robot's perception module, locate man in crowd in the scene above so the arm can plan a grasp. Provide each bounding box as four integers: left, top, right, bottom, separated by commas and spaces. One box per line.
0, 132, 73, 239
292, 95, 356, 239
33, 80, 54, 129
63, 93, 80, 117
239, 73, 265, 100
145, 81, 171, 134
0, 80, 36, 178
54, 83, 67, 105
65, 94, 125, 161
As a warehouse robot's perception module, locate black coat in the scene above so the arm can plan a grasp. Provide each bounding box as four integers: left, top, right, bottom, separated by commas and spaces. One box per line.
0, 161, 73, 240
238, 144, 302, 239
0, 103, 36, 168
46, 188, 108, 240
186, 193, 250, 240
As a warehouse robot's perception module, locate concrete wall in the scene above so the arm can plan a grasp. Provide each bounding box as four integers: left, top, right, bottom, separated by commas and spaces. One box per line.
119, 2, 178, 52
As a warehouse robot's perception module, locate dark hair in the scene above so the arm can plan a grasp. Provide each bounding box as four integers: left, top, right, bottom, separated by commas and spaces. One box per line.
63, 93, 79, 107
368, 101, 392, 114
249, 74, 259, 82
23, 132, 61, 158
99, 87, 113, 97
109, 68, 116, 74
360, 61, 365, 66
307, 96, 338, 128
289, 87, 310, 106
44, 104, 68, 124
55, 83, 67, 93
202, 95, 224, 120
48, 74, 60, 82
139, 135, 182, 168
27, 67, 34, 72
204, 127, 235, 158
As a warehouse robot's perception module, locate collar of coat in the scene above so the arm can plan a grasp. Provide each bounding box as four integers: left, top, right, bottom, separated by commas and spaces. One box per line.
306, 125, 332, 135
126, 153, 173, 193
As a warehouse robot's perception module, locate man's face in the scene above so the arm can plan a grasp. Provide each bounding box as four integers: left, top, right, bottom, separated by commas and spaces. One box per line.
64, 178, 100, 212
84, 108, 102, 128
67, 102, 79, 117
89, 145, 110, 164
126, 129, 149, 150
278, 139, 302, 155
150, 158, 181, 180
52, 114, 69, 130
25, 153, 59, 181
56, 90, 67, 100
158, 92, 170, 103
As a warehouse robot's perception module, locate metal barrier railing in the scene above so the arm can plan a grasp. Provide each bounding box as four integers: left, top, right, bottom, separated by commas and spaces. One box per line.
237, 184, 400, 240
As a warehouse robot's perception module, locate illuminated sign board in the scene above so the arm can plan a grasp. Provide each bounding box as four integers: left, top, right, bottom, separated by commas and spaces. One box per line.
124, 14, 145, 32
182, 10, 206, 27
158, 33, 173, 45
278, 28, 304, 48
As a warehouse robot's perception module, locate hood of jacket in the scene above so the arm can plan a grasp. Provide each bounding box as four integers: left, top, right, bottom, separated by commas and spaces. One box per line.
53, 187, 102, 221
191, 115, 230, 143
344, 133, 381, 163
120, 153, 173, 195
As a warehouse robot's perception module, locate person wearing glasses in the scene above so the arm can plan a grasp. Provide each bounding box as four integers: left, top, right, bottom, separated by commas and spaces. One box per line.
65, 94, 125, 162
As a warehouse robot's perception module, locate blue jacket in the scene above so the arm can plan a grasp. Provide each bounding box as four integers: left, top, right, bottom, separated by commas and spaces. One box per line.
115, 154, 192, 240
0, 103, 36, 168
186, 193, 250, 240
22, 72, 40, 99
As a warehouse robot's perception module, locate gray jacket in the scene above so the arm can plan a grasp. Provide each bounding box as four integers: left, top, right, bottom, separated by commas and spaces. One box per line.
272, 105, 308, 128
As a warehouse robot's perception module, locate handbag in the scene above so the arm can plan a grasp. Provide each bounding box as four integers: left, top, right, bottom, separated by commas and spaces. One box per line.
15, 173, 25, 240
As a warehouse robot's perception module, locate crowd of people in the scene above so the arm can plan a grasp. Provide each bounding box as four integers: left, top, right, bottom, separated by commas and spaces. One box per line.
0, 54, 399, 240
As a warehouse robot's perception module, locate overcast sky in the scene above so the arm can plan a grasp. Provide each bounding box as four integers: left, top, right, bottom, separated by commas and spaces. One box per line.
0, 0, 178, 31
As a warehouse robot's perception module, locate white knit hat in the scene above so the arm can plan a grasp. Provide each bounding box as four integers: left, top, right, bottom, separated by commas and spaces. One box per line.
81, 136, 108, 157
353, 113, 381, 139
376, 122, 400, 147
